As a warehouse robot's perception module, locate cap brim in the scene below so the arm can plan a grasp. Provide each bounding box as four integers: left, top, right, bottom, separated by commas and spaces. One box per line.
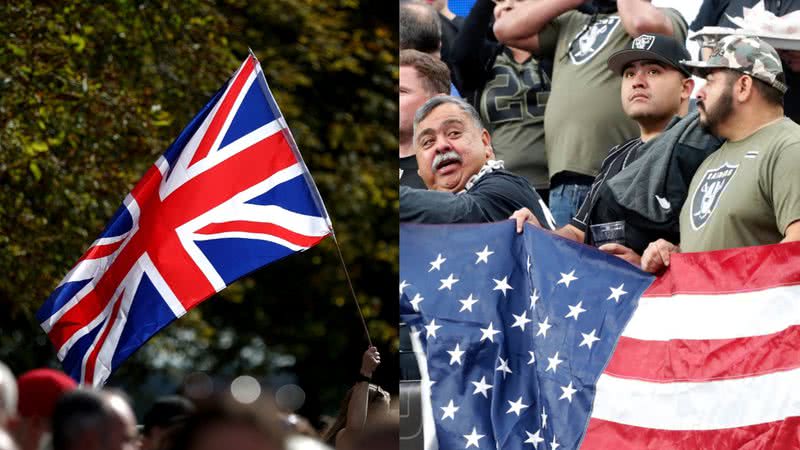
679, 59, 729, 78
607, 49, 691, 77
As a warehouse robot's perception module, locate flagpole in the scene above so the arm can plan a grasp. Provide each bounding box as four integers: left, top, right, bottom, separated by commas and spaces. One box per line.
248, 48, 372, 347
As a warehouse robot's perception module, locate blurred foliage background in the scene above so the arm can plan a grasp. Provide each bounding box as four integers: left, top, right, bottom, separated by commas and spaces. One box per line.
0, 0, 398, 425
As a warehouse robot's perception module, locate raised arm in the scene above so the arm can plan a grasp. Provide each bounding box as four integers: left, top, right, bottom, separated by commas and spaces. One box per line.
450, 0, 501, 93
492, 0, 582, 53
616, 0, 675, 37
336, 346, 381, 449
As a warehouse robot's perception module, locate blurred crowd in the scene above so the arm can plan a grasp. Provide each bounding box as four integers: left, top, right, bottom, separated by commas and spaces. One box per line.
0, 347, 397, 450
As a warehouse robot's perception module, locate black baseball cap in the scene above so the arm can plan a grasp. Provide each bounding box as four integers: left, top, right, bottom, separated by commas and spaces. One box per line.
607, 34, 692, 77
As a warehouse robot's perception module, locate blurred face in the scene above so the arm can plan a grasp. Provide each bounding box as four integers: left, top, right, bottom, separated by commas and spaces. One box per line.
696, 69, 735, 136
621, 60, 688, 123
415, 103, 493, 192
424, 0, 447, 11
105, 395, 139, 450
191, 423, 279, 450
493, 0, 528, 22
400, 66, 434, 139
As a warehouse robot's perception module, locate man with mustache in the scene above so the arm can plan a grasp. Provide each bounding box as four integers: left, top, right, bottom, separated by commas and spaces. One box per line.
641, 35, 800, 273
399, 95, 554, 226
514, 34, 720, 267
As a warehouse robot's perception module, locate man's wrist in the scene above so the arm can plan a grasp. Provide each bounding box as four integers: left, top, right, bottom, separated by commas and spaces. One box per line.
356, 372, 372, 383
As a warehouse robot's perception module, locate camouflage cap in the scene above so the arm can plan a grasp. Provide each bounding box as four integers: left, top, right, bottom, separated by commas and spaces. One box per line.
681, 35, 787, 94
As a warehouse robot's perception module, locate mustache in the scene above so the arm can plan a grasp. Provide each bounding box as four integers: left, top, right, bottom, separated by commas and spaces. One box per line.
432, 151, 462, 171
697, 100, 705, 111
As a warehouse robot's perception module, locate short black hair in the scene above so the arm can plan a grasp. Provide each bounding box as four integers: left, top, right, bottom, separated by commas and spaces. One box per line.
51, 389, 112, 450
400, 2, 441, 54
143, 395, 195, 435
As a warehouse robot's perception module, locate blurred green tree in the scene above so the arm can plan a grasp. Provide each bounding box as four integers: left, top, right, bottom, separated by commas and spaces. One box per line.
0, 0, 397, 423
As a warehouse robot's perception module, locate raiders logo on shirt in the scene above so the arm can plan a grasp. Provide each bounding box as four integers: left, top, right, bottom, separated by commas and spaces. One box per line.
689, 163, 739, 230
568, 16, 622, 65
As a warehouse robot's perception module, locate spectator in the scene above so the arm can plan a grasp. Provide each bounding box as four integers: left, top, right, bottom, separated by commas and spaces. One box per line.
322, 347, 390, 450
350, 417, 399, 450
0, 362, 15, 430
162, 396, 285, 450
493, 0, 688, 226
641, 35, 800, 272
51, 388, 137, 450
141, 395, 195, 450
400, 95, 554, 227
14, 368, 76, 450
400, 1, 442, 57
690, 0, 799, 122
400, 50, 451, 189
427, 0, 466, 92
514, 33, 721, 266
450, 0, 552, 199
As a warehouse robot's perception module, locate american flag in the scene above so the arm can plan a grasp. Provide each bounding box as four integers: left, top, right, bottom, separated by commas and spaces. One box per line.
399, 221, 654, 449
37, 55, 331, 386
400, 222, 800, 449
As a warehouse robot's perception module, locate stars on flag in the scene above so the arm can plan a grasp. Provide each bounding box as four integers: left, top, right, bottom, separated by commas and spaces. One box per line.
511, 310, 532, 331
579, 329, 600, 349
525, 429, 544, 446
463, 427, 485, 448
441, 399, 459, 420
471, 376, 493, 398
475, 245, 494, 264
496, 356, 512, 378
439, 273, 459, 290
425, 319, 442, 338
536, 316, 552, 338
557, 270, 578, 287
399, 280, 409, 295
530, 288, 540, 310
608, 283, 628, 303
459, 294, 479, 312
565, 301, 587, 320
447, 343, 465, 366
506, 396, 529, 416
409, 293, 424, 312
559, 381, 577, 403
546, 351, 564, 373
493, 276, 513, 296
429, 253, 446, 272
480, 322, 501, 343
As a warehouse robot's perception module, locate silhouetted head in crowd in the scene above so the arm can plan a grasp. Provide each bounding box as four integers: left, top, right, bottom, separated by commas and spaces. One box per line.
51, 388, 138, 450
141, 395, 195, 450
0, 362, 16, 429
162, 396, 285, 450
15, 368, 77, 450
400, 1, 442, 57
322, 384, 390, 445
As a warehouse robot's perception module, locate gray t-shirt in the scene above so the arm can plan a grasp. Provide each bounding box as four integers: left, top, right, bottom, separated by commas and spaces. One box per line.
680, 118, 800, 252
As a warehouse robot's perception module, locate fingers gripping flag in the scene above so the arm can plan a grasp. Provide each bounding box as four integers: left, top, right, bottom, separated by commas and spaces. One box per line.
38, 55, 332, 386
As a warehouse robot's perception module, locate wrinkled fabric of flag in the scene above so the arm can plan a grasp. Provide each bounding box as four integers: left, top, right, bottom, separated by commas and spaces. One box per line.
38, 55, 331, 386
400, 221, 654, 449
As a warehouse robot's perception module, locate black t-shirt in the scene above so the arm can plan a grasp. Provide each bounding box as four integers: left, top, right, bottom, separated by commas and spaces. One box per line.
400, 155, 427, 189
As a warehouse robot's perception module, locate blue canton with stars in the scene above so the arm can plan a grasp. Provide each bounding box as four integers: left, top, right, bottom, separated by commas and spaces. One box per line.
399, 221, 654, 450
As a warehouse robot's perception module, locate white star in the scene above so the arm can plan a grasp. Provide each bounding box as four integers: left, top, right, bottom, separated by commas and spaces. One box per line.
506, 396, 529, 416
511, 310, 532, 331
495, 356, 512, 378
579, 329, 601, 349
557, 270, 578, 287
527, 255, 532, 273
447, 343, 465, 366
459, 294, 479, 312
463, 427, 485, 449
439, 273, 459, 290
541, 407, 548, 429
493, 276, 513, 296
527, 351, 536, 365
409, 293, 424, 311
608, 283, 628, 303
546, 351, 564, 373
564, 300, 587, 320
429, 253, 446, 272
425, 319, 442, 338
471, 376, 493, 398
480, 322, 501, 343
550, 434, 560, 450
559, 381, 578, 403
475, 245, 494, 264
399, 280, 409, 295
440, 399, 459, 420
530, 289, 540, 309
536, 316, 552, 338
524, 429, 544, 446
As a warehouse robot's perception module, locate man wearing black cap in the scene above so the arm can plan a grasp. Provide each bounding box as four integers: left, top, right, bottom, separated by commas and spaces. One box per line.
514, 34, 721, 266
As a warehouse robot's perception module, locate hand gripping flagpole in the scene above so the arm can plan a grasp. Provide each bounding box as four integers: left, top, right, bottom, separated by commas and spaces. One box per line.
249, 49, 372, 347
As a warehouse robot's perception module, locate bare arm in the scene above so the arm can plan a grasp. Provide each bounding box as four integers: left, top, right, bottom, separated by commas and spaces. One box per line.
781, 220, 800, 243
616, 0, 674, 37
493, 0, 583, 53
335, 346, 381, 449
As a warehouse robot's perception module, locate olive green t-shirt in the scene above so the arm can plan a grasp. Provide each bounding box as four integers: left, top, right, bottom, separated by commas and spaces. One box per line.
680, 118, 800, 252
479, 50, 550, 189
537, 9, 687, 178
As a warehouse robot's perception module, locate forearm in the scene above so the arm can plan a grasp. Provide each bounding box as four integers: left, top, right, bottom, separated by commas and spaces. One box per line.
493, 0, 581, 45
554, 224, 585, 243
617, 0, 674, 36
400, 186, 485, 223
344, 380, 369, 433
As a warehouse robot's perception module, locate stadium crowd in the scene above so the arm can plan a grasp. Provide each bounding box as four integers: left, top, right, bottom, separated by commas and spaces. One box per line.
0, 347, 397, 450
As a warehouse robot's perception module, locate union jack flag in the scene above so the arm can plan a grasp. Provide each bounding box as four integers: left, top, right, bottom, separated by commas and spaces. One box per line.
37, 55, 332, 386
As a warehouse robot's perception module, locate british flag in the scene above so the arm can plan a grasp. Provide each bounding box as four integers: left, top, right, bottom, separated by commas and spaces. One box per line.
37, 55, 332, 386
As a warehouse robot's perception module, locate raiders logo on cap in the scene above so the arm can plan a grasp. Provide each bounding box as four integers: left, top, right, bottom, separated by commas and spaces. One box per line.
632, 34, 655, 50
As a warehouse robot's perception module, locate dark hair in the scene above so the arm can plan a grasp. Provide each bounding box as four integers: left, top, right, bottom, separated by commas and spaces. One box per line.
322, 384, 390, 445
161, 396, 285, 450
400, 49, 451, 95
400, 2, 441, 53
143, 395, 195, 435
51, 389, 113, 450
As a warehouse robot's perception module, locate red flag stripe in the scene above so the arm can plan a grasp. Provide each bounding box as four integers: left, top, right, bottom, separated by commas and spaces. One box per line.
195, 221, 328, 248
606, 326, 800, 382
582, 417, 800, 450
76, 241, 124, 263
82, 291, 123, 386
643, 241, 800, 297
